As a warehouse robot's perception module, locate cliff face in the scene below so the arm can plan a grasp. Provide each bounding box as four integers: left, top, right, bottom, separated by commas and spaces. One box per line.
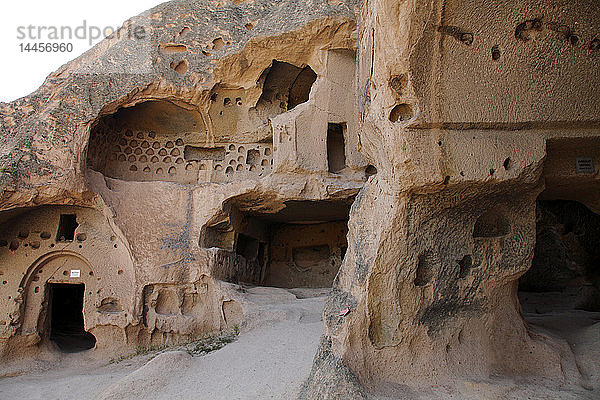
0, 0, 365, 362
302, 0, 600, 398
1, 0, 600, 398
0, 0, 359, 208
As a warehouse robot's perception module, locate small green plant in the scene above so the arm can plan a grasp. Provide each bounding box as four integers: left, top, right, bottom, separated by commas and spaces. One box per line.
108, 329, 239, 364
182, 332, 237, 356
109, 343, 166, 364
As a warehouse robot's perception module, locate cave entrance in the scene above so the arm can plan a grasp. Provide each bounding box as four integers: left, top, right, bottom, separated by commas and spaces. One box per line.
47, 283, 96, 352
255, 60, 317, 112
203, 199, 352, 289
263, 219, 348, 288
518, 199, 600, 354
86, 100, 202, 183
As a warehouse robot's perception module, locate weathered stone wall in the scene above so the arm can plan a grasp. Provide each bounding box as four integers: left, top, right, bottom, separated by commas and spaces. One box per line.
1, 0, 598, 396
0, 0, 365, 363
303, 0, 600, 397
0, 206, 135, 358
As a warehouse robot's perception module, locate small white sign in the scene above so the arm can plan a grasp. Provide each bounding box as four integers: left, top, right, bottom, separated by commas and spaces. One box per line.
70, 269, 81, 278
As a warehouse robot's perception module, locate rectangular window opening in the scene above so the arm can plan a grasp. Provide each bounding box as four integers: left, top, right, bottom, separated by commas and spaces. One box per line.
56, 214, 78, 242
327, 123, 346, 173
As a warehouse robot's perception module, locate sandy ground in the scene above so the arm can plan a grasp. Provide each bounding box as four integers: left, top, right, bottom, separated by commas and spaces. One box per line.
0, 286, 328, 400
1, 286, 598, 400
367, 289, 600, 400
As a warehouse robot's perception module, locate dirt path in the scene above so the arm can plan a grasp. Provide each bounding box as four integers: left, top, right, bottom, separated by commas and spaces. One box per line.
5, 287, 596, 400
0, 287, 327, 400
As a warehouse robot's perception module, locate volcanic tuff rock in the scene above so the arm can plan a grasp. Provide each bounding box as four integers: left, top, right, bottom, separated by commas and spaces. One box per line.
1, 0, 600, 399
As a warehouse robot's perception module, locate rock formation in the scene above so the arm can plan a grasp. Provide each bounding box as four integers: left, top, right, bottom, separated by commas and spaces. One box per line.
1, 0, 599, 398
0, 0, 363, 360
302, 0, 600, 398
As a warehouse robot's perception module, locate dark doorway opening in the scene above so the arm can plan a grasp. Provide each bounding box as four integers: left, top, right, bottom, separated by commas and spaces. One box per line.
327, 123, 346, 173
48, 283, 96, 352
236, 233, 260, 260
202, 199, 352, 288
519, 200, 600, 307
517, 200, 600, 381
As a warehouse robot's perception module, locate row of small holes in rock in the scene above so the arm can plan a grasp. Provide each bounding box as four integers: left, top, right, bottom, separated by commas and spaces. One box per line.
226, 144, 272, 156
92, 129, 163, 145
127, 164, 198, 175
111, 145, 183, 158
115, 138, 184, 148
222, 154, 272, 165
113, 145, 182, 156
213, 159, 272, 171
115, 154, 185, 164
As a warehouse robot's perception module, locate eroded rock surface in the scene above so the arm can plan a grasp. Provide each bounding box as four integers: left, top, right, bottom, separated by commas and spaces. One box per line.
0, 0, 365, 365
1, 0, 599, 399
302, 0, 600, 398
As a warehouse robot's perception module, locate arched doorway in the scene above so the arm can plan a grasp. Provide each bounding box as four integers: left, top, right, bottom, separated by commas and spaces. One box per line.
20, 251, 97, 352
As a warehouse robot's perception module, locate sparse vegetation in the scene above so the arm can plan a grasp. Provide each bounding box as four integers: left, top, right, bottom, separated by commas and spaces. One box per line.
109, 330, 238, 364
182, 332, 237, 356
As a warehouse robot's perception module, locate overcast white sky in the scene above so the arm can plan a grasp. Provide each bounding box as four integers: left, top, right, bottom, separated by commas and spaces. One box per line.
0, 1, 166, 102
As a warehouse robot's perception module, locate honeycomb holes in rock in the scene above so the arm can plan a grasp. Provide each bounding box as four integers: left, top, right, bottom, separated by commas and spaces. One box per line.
87, 100, 202, 182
